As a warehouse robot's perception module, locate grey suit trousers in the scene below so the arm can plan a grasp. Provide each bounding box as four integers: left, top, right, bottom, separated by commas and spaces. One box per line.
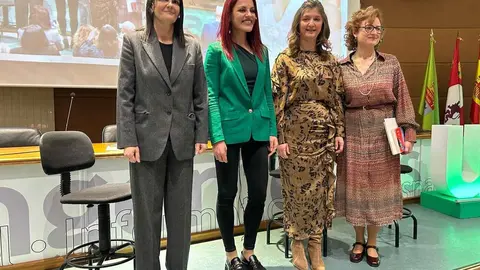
130, 140, 193, 270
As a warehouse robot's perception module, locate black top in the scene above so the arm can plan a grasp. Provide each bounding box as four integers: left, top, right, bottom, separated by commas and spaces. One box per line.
159, 42, 173, 75
235, 45, 257, 95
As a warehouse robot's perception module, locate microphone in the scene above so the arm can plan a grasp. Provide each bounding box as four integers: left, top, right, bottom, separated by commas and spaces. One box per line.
65, 92, 75, 131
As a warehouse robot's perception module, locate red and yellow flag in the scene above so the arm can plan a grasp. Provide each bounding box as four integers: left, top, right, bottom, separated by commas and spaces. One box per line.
470, 41, 480, 124
444, 34, 464, 125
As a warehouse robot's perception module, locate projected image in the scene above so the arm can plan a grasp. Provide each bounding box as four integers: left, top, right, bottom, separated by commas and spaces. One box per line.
0, 0, 349, 88
0, 0, 346, 62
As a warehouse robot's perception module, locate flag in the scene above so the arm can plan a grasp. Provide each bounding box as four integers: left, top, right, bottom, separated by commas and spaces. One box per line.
444, 34, 464, 125
418, 31, 439, 130
470, 41, 480, 124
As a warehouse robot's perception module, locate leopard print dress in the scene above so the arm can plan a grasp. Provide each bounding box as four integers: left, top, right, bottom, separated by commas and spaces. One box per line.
272, 49, 345, 240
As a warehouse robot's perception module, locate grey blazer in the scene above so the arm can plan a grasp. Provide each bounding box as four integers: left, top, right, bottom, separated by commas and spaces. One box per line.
116, 30, 208, 161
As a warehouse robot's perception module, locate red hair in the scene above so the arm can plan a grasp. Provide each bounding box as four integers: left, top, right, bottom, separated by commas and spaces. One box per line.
217, 0, 264, 61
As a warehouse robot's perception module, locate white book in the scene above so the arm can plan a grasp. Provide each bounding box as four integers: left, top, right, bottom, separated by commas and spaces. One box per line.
384, 118, 403, 155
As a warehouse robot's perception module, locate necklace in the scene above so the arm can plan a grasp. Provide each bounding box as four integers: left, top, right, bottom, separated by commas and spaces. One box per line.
347, 53, 378, 96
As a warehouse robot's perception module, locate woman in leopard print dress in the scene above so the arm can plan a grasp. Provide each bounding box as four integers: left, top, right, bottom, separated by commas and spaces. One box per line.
271, 1, 345, 270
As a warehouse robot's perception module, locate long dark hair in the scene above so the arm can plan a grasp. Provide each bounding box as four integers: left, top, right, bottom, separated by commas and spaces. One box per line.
143, 0, 185, 47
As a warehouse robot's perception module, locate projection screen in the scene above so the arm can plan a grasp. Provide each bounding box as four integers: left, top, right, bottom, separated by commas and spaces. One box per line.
0, 0, 360, 88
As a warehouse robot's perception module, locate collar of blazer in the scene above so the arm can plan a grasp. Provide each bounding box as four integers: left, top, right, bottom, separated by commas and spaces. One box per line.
229, 46, 266, 97
141, 30, 190, 89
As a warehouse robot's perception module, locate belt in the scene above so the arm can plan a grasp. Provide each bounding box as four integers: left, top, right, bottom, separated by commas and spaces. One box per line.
348, 103, 394, 111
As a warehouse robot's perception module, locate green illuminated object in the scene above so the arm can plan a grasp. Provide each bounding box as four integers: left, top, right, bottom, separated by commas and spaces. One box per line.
421, 125, 480, 218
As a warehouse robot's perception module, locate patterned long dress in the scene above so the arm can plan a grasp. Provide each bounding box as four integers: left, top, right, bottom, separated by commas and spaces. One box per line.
334, 51, 419, 226
272, 49, 345, 240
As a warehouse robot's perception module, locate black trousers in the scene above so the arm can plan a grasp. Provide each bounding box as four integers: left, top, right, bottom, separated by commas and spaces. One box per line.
215, 138, 269, 252
55, 0, 78, 36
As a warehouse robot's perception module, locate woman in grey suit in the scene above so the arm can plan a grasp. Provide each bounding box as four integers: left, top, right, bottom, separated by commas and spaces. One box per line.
116, 0, 209, 269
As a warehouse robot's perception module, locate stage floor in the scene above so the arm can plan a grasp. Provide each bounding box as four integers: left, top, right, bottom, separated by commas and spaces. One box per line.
70, 204, 480, 270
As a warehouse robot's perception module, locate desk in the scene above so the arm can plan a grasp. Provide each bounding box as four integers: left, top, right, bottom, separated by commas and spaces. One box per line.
0, 138, 434, 268
0, 142, 214, 165
0, 143, 123, 165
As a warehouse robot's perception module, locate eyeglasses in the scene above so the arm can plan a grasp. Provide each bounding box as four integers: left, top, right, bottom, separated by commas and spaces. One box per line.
359, 25, 384, 33
158, 0, 180, 5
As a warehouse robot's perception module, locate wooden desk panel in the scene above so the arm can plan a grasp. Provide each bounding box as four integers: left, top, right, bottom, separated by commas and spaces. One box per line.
0, 87, 55, 133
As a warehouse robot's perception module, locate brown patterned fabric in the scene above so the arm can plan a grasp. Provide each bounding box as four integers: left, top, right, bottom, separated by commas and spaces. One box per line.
272, 49, 344, 240
90, 0, 119, 29
334, 51, 419, 227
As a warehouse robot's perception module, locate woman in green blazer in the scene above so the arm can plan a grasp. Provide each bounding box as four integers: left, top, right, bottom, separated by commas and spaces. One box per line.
204, 0, 278, 269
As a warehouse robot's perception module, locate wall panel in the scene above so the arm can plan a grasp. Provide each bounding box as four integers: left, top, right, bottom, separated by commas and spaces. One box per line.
0, 87, 55, 133
361, 0, 480, 125
361, 0, 480, 28
54, 88, 116, 143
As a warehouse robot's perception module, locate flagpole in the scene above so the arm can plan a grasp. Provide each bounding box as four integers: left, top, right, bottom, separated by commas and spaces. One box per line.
444, 31, 464, 125
418, 29, 439, 130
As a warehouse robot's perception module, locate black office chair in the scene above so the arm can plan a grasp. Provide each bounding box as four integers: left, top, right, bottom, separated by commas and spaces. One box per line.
102, 125, 117, 143
39, 131, 135, 269
389, 164, 418, 247
0, 127, 41, 147
266, 153, 328, 258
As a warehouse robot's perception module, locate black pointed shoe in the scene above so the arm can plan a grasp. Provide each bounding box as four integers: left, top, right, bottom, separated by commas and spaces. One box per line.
225, 257, 246, 270
241, 254, 266, 270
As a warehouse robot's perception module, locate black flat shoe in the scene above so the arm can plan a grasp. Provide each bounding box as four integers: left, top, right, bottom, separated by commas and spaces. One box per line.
365, 245, 380, 267
349, 242, 365, 263
225, 257, 246, 270
241, 254, 266, 270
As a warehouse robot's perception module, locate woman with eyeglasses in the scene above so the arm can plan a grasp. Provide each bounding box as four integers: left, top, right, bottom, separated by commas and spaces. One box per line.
335, 6, 419, 267
116, 0, 208, 269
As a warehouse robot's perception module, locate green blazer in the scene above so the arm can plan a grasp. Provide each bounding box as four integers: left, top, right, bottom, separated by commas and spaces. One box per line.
204, 41, 277, 145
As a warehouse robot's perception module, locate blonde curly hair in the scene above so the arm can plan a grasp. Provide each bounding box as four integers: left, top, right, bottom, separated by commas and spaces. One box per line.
344, 6, 384, 51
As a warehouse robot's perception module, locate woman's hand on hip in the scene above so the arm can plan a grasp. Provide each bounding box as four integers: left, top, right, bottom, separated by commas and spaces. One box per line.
335, 137, 344, 154
268, 136, 278, 157
213, 141, 228, 163
277, 143, 290, 159
124, 146, 140, 163
402, 141, 413, 155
